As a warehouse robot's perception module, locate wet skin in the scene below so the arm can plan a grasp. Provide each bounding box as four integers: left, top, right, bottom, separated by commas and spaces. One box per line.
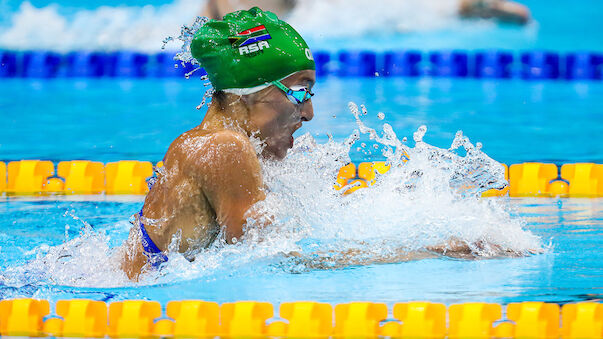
459, 0, 530, 24
121, 70, 315, 280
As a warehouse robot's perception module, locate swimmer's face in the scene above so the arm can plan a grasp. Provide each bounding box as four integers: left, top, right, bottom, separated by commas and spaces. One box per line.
245, 70, 315, 159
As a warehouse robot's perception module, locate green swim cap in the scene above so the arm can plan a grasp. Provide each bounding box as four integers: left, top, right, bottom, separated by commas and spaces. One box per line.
191, 7, 315, 93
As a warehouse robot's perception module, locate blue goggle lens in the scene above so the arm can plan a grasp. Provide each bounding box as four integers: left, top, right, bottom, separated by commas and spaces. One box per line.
287, 88, 314, 104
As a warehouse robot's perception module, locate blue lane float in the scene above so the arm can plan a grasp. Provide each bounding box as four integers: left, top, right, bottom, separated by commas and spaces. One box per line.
313, 51, 331, 78
474, 50, 513, 78
520, 51, 560, 80
154, 52, 183, 77
107, 51, 149, 77
63, 51, 106, 77
337, 51, 377, 77
0, 51, 18, 77
429, 50, 469, 77
565, 52, 603, 80
22, 51, 62, 78
1, 49, 602, 81
382, 50, 422, 77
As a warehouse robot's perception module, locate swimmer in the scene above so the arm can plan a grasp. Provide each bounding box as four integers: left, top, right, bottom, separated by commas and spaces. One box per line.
120, 7, 536, 279
201, 0, 530, 25
120, 7, 315, 280
459, 0, 530, 24
202, 0, 296, 19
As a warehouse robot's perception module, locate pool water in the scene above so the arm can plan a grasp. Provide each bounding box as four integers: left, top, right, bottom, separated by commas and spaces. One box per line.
1, 0, 602, 309
1, 72, 602, 307
0, 74, 601, 305
0, 198, 601, 305
0, 77, 602, 164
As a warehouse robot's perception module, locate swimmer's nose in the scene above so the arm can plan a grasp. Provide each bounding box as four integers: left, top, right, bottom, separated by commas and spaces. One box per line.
300, 100, 314, 122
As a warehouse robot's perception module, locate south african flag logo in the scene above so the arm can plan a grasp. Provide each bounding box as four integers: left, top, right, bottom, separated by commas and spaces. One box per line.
229, 25, 272, 48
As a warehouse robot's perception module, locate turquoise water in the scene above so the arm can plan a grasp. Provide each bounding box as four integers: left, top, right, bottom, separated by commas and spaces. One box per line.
0, 76, 602, 305
1, 0, 603, 307
0, 78, 602, 164
0, 198, 601, 304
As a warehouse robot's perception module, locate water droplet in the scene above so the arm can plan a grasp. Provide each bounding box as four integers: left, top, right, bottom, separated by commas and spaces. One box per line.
185, 67, 201, 79
361, 104, 368, 115
163, 16, 212, 83
196, 87, 215, 109
413, 125, 427, 143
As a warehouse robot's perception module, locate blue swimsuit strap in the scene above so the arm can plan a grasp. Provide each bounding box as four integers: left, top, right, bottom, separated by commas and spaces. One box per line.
138, 210, 168, 267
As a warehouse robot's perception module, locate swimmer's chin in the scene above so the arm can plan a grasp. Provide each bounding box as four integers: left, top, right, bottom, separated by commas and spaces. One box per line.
261, 147, 288, 160
261, 140, 294, 160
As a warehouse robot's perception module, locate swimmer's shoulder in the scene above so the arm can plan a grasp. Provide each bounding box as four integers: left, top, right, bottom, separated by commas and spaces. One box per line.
207, 129, 257, 151
165, 128, 259, 174
198, 129, 260, 168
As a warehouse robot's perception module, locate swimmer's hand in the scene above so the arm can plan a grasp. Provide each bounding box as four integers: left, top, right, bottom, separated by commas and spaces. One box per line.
286, 251, 302, 257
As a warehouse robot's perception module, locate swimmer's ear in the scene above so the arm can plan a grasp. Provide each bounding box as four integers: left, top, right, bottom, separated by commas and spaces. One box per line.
240, 94, 252, 105
241, 91, 264, 106
242, 85, 274, 105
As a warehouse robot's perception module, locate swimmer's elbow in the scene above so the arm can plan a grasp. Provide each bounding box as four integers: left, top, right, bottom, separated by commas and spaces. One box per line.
221, 203, 270, 244
224, 223, 244, 244
120, 249, 143, 281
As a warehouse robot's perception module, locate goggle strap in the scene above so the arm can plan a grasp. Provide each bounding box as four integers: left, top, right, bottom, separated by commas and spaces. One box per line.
272, 80, 289, 93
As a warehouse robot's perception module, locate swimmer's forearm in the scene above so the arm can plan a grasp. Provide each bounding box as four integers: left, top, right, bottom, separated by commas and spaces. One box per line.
285, 248, 439, 270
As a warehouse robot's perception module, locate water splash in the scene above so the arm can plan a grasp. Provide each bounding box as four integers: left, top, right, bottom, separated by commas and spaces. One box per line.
196, 86, 215, 110
0, 0, 204, 51
0, 103, 542, 288
161, 15, 207, 66
161, 16, 217, 109
0, 223, 129, 288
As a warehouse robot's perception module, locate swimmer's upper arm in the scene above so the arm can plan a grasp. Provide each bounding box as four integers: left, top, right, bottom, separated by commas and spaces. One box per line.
195, 130, 266, 243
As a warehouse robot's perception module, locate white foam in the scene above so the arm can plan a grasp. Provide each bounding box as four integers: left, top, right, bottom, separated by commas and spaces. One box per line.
287, 0, 461, 38
0, 0, 201, 52
1, 222, 131, 288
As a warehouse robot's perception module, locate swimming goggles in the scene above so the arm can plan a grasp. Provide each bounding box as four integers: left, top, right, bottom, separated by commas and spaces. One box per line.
272, 80, 314, 105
